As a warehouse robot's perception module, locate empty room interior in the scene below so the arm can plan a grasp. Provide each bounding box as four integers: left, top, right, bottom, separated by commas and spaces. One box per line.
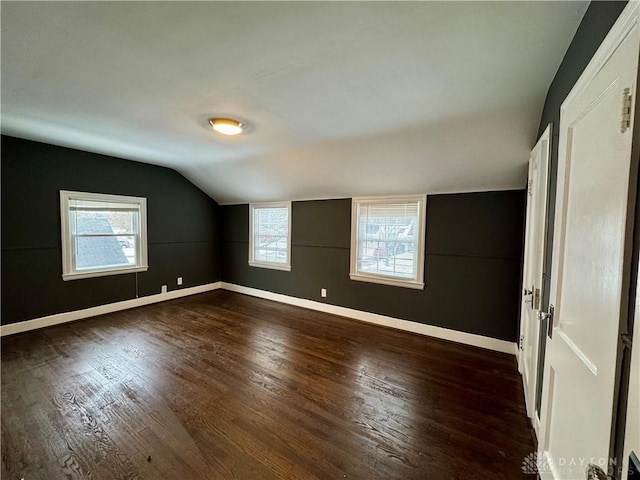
2, 1, 640, 479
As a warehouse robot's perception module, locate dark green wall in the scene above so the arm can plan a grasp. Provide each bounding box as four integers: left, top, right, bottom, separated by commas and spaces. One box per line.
1, 135, 221, 324
2, 135, 524, 342
222, 191, 525, 342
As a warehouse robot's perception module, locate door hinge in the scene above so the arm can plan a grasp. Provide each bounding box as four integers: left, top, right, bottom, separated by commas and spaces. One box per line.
621, 88, 632, 133
519, 335, 524, 350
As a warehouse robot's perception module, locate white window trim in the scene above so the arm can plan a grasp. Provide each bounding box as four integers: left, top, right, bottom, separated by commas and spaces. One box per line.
349, 194, 426, 290
60, 190, 148, 281
249, 201, 292, 272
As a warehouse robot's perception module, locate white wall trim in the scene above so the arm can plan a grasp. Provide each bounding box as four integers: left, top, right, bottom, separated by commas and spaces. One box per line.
221, 282, 517, 354
0, 282, 222, 337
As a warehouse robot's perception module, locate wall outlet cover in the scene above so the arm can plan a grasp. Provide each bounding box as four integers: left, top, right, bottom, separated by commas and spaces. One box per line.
161, 285, 168, 293
321, 288, 327, 298
177, 277, 183, 286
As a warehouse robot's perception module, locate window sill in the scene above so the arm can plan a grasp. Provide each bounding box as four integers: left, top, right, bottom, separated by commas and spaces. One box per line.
349, 273, 424, 290
249, 261, 291, 272
62, 265, 148, 281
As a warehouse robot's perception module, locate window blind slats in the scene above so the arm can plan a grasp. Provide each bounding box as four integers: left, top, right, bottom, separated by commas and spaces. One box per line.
249, 203, 291, 270
351, 195, 425, 289
358, 203, 418, 218
70, 207, 139, 212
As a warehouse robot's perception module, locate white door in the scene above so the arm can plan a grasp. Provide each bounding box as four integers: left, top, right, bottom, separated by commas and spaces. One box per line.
519, 124, 551, 432
537, 3, 639, 479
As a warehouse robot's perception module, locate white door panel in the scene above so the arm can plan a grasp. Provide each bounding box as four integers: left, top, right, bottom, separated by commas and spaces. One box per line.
519, 125, 551, 428
559, 78, 628, 373
538, 3, 639, 479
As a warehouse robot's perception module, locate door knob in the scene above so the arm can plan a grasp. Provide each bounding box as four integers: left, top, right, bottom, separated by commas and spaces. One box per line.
538, 310, 551, 321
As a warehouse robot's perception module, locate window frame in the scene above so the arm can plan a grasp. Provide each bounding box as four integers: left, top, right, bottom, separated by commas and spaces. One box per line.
60, 190, 148, 281
349, 194, 426, 289
248, 201, 292, 272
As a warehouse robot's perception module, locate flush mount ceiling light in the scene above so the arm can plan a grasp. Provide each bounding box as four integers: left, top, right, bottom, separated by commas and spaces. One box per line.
209, 118, 245, 136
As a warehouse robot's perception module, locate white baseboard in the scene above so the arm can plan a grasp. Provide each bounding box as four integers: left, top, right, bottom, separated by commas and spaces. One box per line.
0, 282, 222, 337
221, 282, 517, 354
2, 281, 517, 355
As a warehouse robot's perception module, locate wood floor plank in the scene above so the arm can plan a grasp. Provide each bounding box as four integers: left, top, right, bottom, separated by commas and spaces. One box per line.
2, 290, 535, 479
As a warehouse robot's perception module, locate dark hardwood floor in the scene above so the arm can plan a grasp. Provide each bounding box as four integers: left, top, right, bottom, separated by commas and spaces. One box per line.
2, 291, 535, 479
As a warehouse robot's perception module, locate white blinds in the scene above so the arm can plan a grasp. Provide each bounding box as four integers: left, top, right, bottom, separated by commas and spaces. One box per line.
353, 197, 423, 283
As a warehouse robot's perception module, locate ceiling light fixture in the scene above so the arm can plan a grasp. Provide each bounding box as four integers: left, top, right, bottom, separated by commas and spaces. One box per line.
209, 118, 245, 136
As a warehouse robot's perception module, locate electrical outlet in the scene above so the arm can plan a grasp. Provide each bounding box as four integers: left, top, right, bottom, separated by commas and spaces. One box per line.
177, 277, 183, 286
321, 288, 327, 298
161, 285, 168, 294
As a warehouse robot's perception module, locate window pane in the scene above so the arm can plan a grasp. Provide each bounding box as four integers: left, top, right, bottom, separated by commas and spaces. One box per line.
356, 202, 419, 280
75, 236, 133, 270
117, 235, 137, 265
253, 207, 288, 264
71, 208, 138, 269
61, 191, 147, 280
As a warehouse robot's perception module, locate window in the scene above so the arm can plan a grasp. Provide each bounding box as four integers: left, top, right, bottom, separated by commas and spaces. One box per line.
249, 202, 291, 271
350, 195, 426, 289
60, 190, 148, 281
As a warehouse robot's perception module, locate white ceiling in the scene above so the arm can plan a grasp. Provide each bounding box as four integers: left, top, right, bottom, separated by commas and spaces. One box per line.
1, 1, 588, 205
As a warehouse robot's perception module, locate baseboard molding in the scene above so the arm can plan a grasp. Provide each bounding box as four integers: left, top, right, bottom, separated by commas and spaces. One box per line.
221, 282, 517, 354
0, 282, 222, 337
2, 281, 517, 354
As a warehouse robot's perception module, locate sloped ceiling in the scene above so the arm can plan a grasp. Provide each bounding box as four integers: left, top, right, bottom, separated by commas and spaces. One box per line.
1, 1, 587, 204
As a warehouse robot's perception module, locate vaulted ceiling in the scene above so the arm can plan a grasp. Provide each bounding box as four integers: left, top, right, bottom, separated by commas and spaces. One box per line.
1, 1, 588, 204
